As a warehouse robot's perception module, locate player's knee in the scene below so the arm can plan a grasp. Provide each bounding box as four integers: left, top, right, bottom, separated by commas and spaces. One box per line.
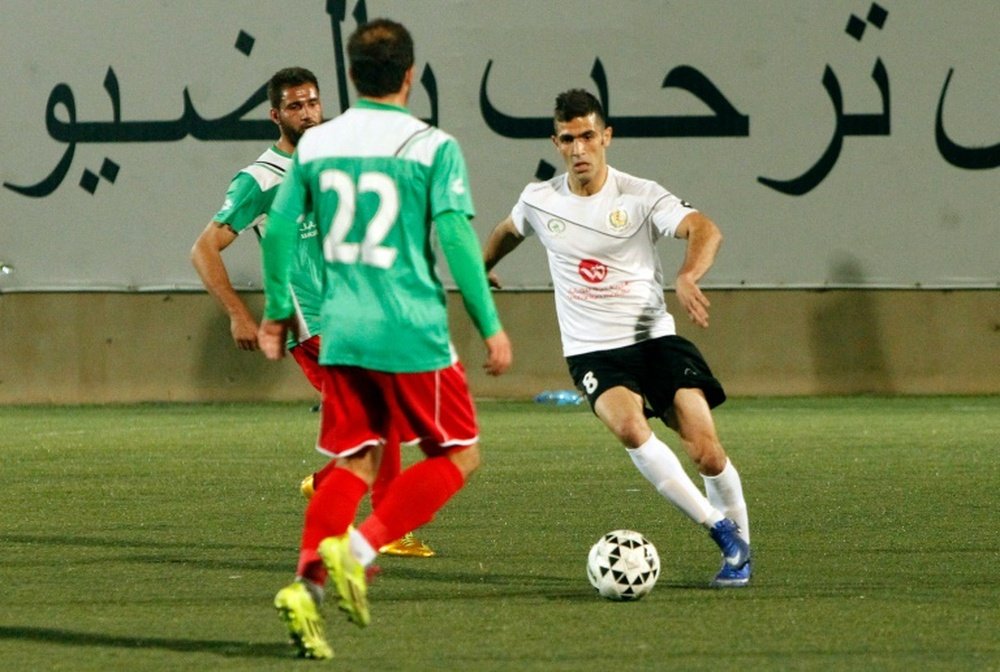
606, 415, 651, 448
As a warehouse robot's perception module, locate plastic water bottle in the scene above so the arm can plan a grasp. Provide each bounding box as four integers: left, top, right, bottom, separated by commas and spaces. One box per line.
534, 389, 584, 406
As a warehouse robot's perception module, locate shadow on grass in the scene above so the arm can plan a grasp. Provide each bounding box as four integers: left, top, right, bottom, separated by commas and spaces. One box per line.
1, 533, 288, 553
0, 625, 290, 659
374, 565, 647, 601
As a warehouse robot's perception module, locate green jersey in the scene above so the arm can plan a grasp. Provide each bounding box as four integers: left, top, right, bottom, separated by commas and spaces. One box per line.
265, 99, 500, 373
214, 146, 324, 346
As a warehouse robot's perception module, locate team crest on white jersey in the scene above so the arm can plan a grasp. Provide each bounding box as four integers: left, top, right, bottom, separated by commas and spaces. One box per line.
607, 208, 629, 232
578, 258, 608, 284
546, 218, 567, 235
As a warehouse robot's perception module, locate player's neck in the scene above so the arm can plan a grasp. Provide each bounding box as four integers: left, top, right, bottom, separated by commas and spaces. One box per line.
361, 82, 410, 110
568, 166, 609, 197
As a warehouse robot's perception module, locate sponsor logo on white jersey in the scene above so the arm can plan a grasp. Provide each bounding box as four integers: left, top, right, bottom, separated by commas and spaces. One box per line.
578, 258, 608, 284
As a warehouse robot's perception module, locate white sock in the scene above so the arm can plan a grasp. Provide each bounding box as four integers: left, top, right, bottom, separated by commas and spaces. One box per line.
349, 527, 378, 567
627, 434, 723, 528
702, 459, 750, 544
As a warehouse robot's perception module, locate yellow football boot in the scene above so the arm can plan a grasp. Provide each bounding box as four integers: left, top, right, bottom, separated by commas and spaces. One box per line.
379, 532, 436, 558
273, 581, 333, 660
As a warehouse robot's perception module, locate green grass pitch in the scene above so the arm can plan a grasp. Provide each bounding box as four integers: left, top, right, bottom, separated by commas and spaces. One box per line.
1, 397, 997, 670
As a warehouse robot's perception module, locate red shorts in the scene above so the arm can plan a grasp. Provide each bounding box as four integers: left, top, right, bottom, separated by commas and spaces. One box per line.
315, 362, 479, 458
291, 336, 324, 393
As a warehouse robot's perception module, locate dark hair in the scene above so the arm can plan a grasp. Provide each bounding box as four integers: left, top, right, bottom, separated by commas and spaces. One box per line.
347, 18, 415, 97
267, 67, 319, 109
554, 89, 607, 129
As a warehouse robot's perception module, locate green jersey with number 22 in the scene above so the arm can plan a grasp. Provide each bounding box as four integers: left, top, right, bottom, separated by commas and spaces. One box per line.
267, 99, 492, 373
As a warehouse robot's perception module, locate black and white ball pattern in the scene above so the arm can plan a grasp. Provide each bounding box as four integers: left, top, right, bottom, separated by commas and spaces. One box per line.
587, 529, 660, 601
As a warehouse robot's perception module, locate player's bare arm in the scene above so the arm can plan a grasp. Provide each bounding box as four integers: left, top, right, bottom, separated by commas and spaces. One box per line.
483, 216, 525, 289
191, 222, 260, 350
673, 212, 723, 329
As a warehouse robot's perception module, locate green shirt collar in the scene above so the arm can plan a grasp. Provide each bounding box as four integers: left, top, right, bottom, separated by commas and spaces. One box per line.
355, 98, 409, 114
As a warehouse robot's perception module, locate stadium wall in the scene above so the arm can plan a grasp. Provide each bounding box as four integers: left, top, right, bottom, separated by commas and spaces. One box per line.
0, 290, 996, 404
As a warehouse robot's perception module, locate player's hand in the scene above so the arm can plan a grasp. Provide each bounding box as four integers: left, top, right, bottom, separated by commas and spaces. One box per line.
231, 313, 260, 350
487, 270, 503, 290
675, 274, 711, 328
258, 319, 290, 360
483, 330, 512, 376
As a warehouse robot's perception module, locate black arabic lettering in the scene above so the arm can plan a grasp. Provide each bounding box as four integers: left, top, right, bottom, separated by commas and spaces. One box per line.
480, 57, 749, 139
2, 83, 78, 198
935, 68, 1000, 170
326, 0, 360, 114
420, 64, 439, 128
104, 67, 121, 124
758, 59, 890, 196
4, 68, 276, 197
46, 79, 272, 144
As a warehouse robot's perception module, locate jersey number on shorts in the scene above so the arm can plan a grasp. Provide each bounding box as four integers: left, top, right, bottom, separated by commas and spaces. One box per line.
320, 169, 399, 269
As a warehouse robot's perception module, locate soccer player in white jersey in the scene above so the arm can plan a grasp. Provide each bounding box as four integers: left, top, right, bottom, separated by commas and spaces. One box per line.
191, 67, 434, 559
484, 88, 752, 588
258, 20, 512, 659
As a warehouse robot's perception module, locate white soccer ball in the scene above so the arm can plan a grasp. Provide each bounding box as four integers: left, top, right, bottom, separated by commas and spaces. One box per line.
586, 529, 660, 601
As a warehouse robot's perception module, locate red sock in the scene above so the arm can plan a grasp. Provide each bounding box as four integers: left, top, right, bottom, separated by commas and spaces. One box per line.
371, 435, 401, 509
358, 457, 464, 549
311, 459, 338, 491
297, 467, 368, 582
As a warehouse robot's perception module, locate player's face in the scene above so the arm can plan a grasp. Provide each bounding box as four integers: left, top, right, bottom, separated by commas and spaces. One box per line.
552, 113, 612, 194
274, 83, 323, 146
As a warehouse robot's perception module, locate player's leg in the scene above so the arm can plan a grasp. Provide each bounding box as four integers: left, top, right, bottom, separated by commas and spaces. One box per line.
276, 366, 384, 642
593, 386, 723, 526
321, 445, 473, 627
355, 362, 480, 550
374, 427, 437, 558
663, 388, 750, 544
664, 388, 751, 585
297, 446, 379, 586
313, 445, 380, 628
321, 363, 481, 626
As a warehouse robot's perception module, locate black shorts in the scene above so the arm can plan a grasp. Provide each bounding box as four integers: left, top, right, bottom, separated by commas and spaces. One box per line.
565, 335, 726, 417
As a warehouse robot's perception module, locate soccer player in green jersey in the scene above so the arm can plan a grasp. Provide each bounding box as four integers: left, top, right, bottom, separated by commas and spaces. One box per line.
260, 19, 512, 659
191, 67, 435, 559
191, 67, 323, 356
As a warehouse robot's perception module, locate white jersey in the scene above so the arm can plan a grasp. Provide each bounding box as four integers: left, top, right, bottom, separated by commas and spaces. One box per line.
510, 166, 696, 356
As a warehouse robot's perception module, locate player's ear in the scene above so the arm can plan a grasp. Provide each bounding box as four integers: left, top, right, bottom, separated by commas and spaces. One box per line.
269, 108, 280, 126
603, 124, 613, 146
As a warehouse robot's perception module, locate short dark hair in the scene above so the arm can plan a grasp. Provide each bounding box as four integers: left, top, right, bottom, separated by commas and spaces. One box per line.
348, 18, 414, 97
267, 67, 319, 109
554, 89, 607, 129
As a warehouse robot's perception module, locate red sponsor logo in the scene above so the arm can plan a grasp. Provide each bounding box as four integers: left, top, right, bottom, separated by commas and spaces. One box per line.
578, 259, 608, 284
